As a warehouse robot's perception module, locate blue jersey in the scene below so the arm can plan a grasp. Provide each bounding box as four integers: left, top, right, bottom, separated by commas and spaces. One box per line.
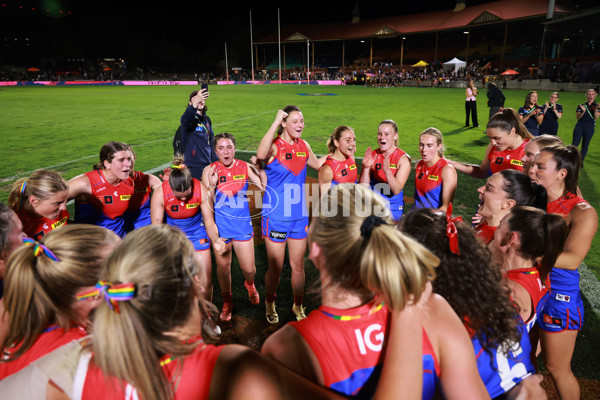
414, 158, 449, 210
211, 159, 253, 239
472, 323, 534, 398
262, 137, 309, 221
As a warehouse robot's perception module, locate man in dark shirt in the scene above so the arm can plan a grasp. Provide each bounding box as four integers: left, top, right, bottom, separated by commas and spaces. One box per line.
486, 82, 506, 121
179, 88, 218, 179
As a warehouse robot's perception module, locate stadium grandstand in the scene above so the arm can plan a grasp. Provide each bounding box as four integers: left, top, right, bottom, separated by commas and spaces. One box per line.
253, 0, 600, 85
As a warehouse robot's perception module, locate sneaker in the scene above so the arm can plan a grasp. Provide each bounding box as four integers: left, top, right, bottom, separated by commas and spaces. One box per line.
292, 304, 307, 321
220, 302, 233, 322
265, 301, 279, 324
244, 281, 260, 305
203, 317, 221, 337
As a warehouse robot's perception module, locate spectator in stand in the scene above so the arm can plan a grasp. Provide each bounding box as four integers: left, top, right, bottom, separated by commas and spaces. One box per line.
572, 88, 600, 166
518, 91, 543, 137
539, 92, 563, 136
486, 82, 505, 121
180, 88, 218, 179
465, 80, 479, 128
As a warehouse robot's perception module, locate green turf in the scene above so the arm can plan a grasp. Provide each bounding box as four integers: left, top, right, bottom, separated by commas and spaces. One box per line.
1, 84, 598, 379
1, 84, 597, 271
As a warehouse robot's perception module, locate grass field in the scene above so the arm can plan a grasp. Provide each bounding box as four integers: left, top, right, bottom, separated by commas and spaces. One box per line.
1, 84, 599, 383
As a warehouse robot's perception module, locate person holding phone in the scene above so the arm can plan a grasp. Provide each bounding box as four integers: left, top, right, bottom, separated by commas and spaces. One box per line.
179, 83, 218, 179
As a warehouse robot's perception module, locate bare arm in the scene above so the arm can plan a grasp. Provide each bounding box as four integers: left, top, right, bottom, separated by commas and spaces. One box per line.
448, 143, 492, 179
150, 185, 165, 224
438, 164, 457, 212
305, 141, 320, 171
384, 154, 411, 196
257, 110, 286, 162
317, 165, 333, 199
555, 203, 598, 270
67, 174, 92, 201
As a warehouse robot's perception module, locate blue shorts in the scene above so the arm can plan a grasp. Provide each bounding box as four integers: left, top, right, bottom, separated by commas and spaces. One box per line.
261, 216, 308, 243
538, 291, 584, 332
223, 231, 254, 244
189, 236, 210, 251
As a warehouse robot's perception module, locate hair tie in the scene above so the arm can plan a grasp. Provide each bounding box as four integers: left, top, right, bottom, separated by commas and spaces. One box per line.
360, 215, 386, 239
17, 180, 28, 212
76, 280, 136, 313
445, 204, 463, 255
22, 238, 61, 262
171, 164, 185, 169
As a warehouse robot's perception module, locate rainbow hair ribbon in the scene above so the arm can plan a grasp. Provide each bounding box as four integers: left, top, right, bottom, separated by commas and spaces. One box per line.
22, 238, 61, 262
76, 280, 136, 313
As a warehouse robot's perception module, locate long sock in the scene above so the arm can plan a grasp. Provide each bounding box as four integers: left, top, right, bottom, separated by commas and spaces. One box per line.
266, 294, 276, 303
222, 291, 233, 304
294, 296, 303, 307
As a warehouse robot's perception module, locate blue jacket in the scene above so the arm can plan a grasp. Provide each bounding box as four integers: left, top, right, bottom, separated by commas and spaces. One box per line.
180, 105, 218, 176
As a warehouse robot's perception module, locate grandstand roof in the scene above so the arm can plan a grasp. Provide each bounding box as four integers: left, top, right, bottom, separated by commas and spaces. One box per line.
255, 0, 572, 44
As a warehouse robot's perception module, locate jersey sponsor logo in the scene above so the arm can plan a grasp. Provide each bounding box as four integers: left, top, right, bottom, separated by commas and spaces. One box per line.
555, 293, 571, 302
186, 203, 199, 209
349, 164, 357, 170
233, 175, 245, 180
296, 152, 307, 157
135, 187, 149, 193
269, 230, 287, 240
388, 164, 397, 169
354, 324, 384, 355
120, 195, 131, 201
104, 195, 113, 204
510, 159, 523, 166
52, 217, 68, 229
427, 175, 439, 181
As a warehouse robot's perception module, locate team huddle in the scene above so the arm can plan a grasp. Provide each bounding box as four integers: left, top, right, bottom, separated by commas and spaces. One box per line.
0, 89, 597, 399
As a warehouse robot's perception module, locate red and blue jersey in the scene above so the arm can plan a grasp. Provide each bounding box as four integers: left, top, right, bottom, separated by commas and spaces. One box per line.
74, 170, 135, 237
0, 324, 87, 380
162, 178, 208, 250
475, 221, 496, 245
471, 322, 535, 398
124, 170, 154, 230
16, 208, 69, 241
81, 340, 223, 399
368, 147, 408, 219
321, 155, 358, 186
506, 266, 549, 332
211, 159, 253, 238
262, 137, 309, 221
414, 158, 449, 210
487, 140, 528, 176
290, 301, 440, 400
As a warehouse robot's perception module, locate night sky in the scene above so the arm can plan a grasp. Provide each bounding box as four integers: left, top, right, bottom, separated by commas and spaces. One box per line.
1, 0, 592, 72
